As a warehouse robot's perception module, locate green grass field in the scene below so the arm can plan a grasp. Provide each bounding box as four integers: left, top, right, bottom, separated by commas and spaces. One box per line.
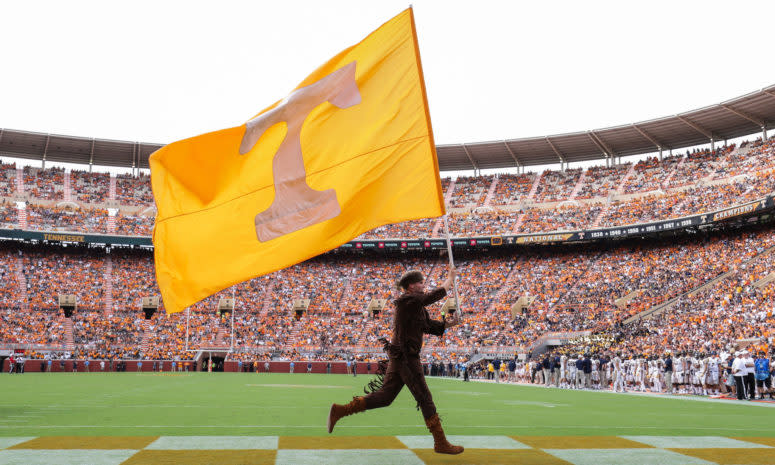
1, 372, 772, 438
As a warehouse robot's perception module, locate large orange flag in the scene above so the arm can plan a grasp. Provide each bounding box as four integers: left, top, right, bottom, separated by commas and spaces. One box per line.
150, 8, 444, 314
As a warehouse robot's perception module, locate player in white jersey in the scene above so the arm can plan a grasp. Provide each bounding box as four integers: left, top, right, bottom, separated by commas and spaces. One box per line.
610, 355, 619, 391
706, 354, 720, 396
695, 354, 704, 394
690, 354, 701, 395
645, 359, 653, 391
674, 353, 684, 393
686, 354, 695, 394
625, 358, 635, 390
591, 358, 600, 389
651, 358, 663, 392
612, 353, 625, 392
698, 353, 709, 395
659, 357, 667, 390
635, 357, 645, 391
632, 358, 640, 391
687, 355, 696, 394
620, 359, 627, 389
568, 357, 577, 389
620, 359, 628, 390
677, 356, 685, 392
632, 359, 639, 390
653, 358, 662, 392
560, 354, 568, 388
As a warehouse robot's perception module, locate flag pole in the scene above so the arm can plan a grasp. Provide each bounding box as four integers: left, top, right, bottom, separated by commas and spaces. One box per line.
442, 214, 462, 316
230, 287, 235, 353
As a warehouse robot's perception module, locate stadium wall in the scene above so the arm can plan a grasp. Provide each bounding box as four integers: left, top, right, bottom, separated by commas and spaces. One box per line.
3, 359, 375, 375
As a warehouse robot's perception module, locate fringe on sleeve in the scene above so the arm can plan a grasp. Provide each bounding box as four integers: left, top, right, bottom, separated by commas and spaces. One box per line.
363, 359, 389, 395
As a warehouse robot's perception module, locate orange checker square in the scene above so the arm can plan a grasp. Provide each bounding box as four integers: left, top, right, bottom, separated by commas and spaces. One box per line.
412, 448, 573, 465
121, 450, 277, 465
8, 436, 158, 450
278, 435, 407, 449
511, 436, 655, 449
732, 438, 775, 448
669, 448, 775, 465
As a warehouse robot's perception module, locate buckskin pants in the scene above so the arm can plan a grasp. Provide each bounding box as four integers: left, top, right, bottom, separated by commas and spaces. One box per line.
363, 355, 437, 420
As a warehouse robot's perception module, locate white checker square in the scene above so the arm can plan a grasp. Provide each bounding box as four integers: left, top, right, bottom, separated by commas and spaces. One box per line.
620, 436, 772, 449
545, 448, 715, 465
0, 449, 137, 465
396, 435, 530, 449
0, 437, 35, 449
276, 449, 424, 465
145, 435, 279, 450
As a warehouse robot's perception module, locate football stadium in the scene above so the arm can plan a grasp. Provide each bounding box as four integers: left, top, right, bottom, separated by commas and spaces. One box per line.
2, 2, 775, 464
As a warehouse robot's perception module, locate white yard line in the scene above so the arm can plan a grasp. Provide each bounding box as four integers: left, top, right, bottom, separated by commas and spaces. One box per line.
503, 400, 568, 408
0, 425, 770, 431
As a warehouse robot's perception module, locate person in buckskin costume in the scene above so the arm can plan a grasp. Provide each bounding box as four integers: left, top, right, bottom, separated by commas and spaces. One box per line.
327, 266, 464, 455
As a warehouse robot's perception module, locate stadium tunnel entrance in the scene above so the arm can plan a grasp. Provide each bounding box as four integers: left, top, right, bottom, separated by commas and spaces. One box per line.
198, 351, 229, 372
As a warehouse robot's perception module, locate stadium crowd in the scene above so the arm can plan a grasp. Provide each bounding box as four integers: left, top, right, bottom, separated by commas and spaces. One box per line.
0, 223, 772, 366
490, 173, 535, 205
533, 168, 583, 203
0, 200, 16, 229
458, 235, 775, 399
115, 172, 153, 206
27, 204, 109, 234
71, 170, 110, 204
115, 213, 153, 236
0, 162, 15, 196
1, 137, 774, 383
517, 203, 602, 233
23, 166, 63, 201
575, 164, 629, 199
448, 175, 492, 208
1, 138, 773, 240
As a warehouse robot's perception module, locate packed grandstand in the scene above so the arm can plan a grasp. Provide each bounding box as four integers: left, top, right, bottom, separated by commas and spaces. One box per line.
1, 137, 773, 238
1, 88, 774, 399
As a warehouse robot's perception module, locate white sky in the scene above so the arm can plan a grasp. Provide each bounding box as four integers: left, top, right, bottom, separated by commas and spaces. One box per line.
1, 0, 774, 175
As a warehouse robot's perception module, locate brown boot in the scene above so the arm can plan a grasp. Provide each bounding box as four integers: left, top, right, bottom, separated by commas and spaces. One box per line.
425, 413, 464, 454
327, 396, 366, 433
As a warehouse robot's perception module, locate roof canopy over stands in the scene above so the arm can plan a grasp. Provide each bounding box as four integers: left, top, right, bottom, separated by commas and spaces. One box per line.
1, 84, 774, 172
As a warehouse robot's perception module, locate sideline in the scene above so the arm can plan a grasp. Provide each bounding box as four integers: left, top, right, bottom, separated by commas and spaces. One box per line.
429, 376, 775, 408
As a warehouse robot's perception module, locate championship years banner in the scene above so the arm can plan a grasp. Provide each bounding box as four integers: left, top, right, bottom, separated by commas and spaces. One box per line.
0, 195, 771, 249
